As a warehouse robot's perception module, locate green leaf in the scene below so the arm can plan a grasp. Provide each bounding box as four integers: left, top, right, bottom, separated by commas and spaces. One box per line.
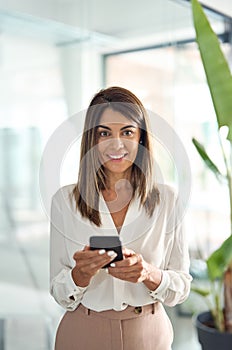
191, 0, 232, 141
191, 285, 210, 297
192, 137, 224, 181
207, 234, 232, 281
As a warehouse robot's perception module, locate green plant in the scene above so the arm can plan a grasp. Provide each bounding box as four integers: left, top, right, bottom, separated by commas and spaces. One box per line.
191, 0, 232, 333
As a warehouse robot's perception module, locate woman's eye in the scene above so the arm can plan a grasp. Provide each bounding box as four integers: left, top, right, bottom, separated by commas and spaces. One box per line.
99, 131, 110, 137
123, 130, 133, 136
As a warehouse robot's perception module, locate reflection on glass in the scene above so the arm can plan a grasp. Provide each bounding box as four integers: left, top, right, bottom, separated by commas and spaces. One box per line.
0, 32, 67, 349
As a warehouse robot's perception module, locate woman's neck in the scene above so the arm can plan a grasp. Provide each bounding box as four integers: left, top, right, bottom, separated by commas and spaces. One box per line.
104, 170, 132, 193
102, 171, 133, 209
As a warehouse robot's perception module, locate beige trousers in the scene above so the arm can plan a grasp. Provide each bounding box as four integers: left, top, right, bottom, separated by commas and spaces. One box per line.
55, 303, 173, 350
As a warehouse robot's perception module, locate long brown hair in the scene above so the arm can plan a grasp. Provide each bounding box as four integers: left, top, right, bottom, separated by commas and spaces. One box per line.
72, 86, 159, 226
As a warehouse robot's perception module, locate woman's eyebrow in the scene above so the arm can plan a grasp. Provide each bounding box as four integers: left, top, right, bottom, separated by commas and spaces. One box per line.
97, 125, 111, 130
120, 125, 137, 131
97, 124, 137, 130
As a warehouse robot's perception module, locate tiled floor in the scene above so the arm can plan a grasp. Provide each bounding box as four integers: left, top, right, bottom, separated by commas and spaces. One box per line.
0, 221, 201, 350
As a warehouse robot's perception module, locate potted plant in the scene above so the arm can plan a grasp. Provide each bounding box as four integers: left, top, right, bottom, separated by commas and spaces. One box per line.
190, 0, 232, 349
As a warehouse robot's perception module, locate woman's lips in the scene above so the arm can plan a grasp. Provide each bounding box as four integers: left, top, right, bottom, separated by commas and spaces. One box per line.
107, 153, 128, 161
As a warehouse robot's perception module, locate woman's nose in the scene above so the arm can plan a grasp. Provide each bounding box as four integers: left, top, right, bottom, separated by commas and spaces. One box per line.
109, 137, 124, 150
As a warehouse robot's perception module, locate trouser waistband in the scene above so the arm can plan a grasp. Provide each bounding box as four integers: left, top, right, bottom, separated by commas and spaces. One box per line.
78, 302, 159, 320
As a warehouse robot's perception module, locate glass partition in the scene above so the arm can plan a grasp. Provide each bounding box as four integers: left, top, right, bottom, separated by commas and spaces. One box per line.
105, 41, 232, 256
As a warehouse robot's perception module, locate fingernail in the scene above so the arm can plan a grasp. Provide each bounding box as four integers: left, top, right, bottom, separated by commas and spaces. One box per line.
99, 249, 106, 255
107, 251, 117, 257
105, 268, 109, 273
110, 263, 116, 267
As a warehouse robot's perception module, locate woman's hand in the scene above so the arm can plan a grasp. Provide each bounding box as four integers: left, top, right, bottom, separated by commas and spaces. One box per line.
71, 246, 117, 287
108, 248, 162, 290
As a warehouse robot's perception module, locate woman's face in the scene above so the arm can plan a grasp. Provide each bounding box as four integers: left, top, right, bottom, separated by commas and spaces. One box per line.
96, 108, 141, 177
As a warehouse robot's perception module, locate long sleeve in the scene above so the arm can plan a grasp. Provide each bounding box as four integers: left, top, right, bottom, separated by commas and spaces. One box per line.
50, 194, 87, 311
148, 195, 192, 307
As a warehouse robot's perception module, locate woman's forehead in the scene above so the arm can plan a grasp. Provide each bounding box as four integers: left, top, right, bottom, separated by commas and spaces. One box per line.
99, 108, 138, 127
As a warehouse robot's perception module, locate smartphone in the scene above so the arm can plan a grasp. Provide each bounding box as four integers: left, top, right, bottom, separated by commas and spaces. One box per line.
89, 236, 123, 268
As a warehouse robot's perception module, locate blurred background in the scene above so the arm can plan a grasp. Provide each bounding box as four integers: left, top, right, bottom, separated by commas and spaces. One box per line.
0, 0, 232, 349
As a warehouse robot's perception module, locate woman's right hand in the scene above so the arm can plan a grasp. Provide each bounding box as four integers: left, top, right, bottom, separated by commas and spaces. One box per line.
71, 246, 117, 287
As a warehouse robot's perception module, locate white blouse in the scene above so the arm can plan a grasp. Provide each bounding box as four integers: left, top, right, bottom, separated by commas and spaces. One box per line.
50, 183, 192, 312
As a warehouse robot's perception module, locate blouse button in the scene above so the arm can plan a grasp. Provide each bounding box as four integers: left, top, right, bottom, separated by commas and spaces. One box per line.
134, 306, 142, 314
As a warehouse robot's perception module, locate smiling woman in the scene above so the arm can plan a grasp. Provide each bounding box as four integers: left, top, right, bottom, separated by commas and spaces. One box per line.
50, 86, 192, 350
72, 86, 159, 227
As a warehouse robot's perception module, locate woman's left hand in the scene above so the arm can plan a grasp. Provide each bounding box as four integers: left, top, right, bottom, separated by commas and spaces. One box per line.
108, 247, 156, 284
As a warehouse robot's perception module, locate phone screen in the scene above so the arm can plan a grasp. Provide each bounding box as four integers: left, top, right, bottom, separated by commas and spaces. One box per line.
89, 236, 123, 268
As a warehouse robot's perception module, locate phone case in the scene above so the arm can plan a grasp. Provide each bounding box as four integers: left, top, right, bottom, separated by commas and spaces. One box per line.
89, 236, 123, 268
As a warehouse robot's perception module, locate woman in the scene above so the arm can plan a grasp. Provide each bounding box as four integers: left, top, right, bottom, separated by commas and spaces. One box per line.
50, 86, 192, 350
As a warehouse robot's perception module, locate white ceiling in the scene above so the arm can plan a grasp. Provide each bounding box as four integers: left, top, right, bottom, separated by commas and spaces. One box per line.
0, 0, 231, 49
